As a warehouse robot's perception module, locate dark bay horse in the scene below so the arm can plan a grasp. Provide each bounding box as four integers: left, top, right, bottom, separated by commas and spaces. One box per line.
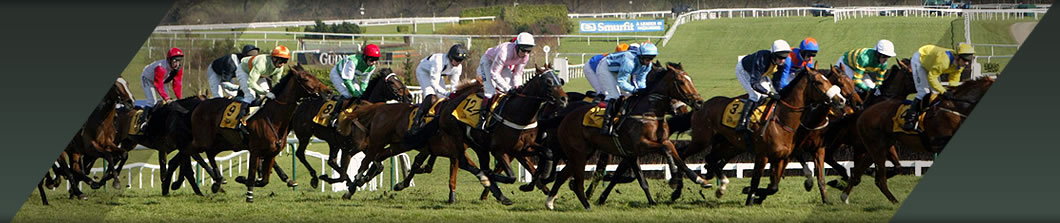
674, 68, 848, 206
290, 68, 412, 189
335, 65, 566, 204
114, 95, 208, 196
186, 65, 330, 202
547, 62, 706, 210
57, 79, 134, 199
841, 77, 994, 204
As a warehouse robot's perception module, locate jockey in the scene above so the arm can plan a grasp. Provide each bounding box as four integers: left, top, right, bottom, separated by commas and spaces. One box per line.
734, 40, 791, 133
902, 43, 974, 130
326, 44, 380, 126
140, 47, 184, 107
779, 37, 819, 89
208, 45, 259, 98
596, 43, 658, 136
409, 44, 468, 134
837, 40, 896, 93
584, 43, 631, 102
237, 45, 290, 104
474, 32, 533, 131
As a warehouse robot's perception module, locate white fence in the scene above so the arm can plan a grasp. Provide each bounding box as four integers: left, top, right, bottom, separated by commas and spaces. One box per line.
154, 16, 497, 32
518, 160, 935, 183
79, 137, 412, 193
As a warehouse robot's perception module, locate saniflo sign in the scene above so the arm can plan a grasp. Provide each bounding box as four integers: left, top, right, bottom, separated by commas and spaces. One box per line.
579, 20, 665, 33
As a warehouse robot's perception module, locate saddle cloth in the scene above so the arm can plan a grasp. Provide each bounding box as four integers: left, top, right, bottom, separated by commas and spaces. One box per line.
452, 94, 504, 127
721, 98, 768, 129
128, 109, 145, 135
407, 98, 446, 130
891, 93, 937, 134
312, 99, 340, 126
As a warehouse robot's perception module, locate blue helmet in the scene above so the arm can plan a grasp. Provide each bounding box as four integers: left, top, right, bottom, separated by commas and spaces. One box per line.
799, 37, 819, 52
639, 43, 659, 56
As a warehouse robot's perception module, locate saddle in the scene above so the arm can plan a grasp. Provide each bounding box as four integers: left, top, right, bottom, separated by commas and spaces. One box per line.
721, 98, 772, 130
892, 93, 938, 134
407, 98, 446, 130
219, 101, 249, 129
452, 93, 505, 128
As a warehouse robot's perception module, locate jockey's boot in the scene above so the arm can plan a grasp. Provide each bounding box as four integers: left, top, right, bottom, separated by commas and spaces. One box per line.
328, 97, 353, 128
476, 95, 492, 132
409, 95, 436, 135
735, 98, 757, 134
237, 103, 250, 138
902, 98, 922, 131
600, 98, 619, 136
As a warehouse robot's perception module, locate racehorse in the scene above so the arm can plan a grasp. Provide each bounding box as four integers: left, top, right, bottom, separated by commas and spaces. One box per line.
185, 65, 330, 202
335, 65, 566, 205
841, 77, 994, 204
673, 67, 848, 205
546, 62, 706, 210
114, 95, 208, 196
58, 78, 134, 199
290, 68, 412, 189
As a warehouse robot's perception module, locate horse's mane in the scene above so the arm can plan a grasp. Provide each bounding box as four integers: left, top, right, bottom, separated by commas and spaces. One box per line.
949, 77, 994, 102
778, 67, 810, 97
270, 65, 301, 95
452, 78, 482, 97
362, 67, 395, 99
633, 61, 669, 95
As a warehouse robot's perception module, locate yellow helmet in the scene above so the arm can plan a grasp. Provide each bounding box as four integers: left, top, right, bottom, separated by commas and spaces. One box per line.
957, 43, 975, 55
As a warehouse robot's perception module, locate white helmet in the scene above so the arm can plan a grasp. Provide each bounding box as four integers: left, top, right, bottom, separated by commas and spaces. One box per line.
770, 40, 792, 53
515, 32, 535, 46
875, 39, 896, 57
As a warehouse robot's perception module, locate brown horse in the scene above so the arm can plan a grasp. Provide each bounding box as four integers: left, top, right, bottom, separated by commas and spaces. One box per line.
56, 78, 134, 199
812, 59, 917, 189
546, 62, 705, 210
841, 77, 994, 204
185, 65, 330, 202
676, 67, 848, 205
290, 68, 412, 189
777, 66, 863, 203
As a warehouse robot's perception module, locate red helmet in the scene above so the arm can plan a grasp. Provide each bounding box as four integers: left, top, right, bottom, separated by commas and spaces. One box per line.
167, 48, 184, 59
363, 44, 381, 58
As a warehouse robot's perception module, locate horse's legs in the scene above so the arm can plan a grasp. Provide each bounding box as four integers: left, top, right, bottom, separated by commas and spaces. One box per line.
448, 158, 459, 204
295, 134, 319, 189
744, 156, 768, 206
886, 146, 902, 179
597, 156, 635, 205
395, 152, 432, 191
514, 154, 549, 194
244, 152, 259, 203
756, 158, 786, 204
545, 156, 573, 210
795, 151, 815, 192
873, 145, 900, 204
814, 146, 831, 203
841, 150, 872, 204
568, 151, 592, 210
189, 153, 224, 193
631, 157, 656, 205
585, 153, 610, 199
258, 155, 278, 188
269, 156, 296, 187
157, 151, 171, 196
38, 178, 49, 205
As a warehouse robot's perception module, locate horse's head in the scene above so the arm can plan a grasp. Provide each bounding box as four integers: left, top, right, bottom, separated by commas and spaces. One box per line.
274, 65, 330, 102
879, 58, 917, 98
653, 62, 703, 106
517, 64, 568, 108
824, 65, 863, 115
113, 77, 135, 107
793, 68, 845, 111
922, 77, 994, 149
364, 67, 413, 103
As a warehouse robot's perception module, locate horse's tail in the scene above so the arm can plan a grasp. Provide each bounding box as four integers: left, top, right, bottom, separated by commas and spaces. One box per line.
668, 112, 693, 135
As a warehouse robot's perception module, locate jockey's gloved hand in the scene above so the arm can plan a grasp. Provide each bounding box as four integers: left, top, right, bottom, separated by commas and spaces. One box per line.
265, 92, 276, 99
769, 92, 781, 100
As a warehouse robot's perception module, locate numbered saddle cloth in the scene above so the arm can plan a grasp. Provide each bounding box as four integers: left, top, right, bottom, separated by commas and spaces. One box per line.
312, 99, 340, 126
891, 93, 937, 134
219, 101, 247, 129
582, 106, 615, 129
721, 98, 768, 129
407, 98, 446, 130
452, 94, 504, 127
128, 109, 146, 135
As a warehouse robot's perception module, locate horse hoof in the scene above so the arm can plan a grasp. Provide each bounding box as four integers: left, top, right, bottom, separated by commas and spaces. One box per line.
841, 193, 850, 204
211, 184, 222, 193
670, 190, 683, 201
170, 182, 182, 191
246, 197, 254, 203
287, 180, 298, 188
89, 183, 103, 190
393, 183, 406, 191
519, 184, 534, 192
310, 178, 320, 189
499, 198, 514, 206
715, 188, 726, 199
546, 196, 556, 210
804, 179, 814, 192
234, 176, 247, 184
827, 180, 846, 190
342, 191, 353, 200
79, 194, 88, 200
448, 192, 456, 204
